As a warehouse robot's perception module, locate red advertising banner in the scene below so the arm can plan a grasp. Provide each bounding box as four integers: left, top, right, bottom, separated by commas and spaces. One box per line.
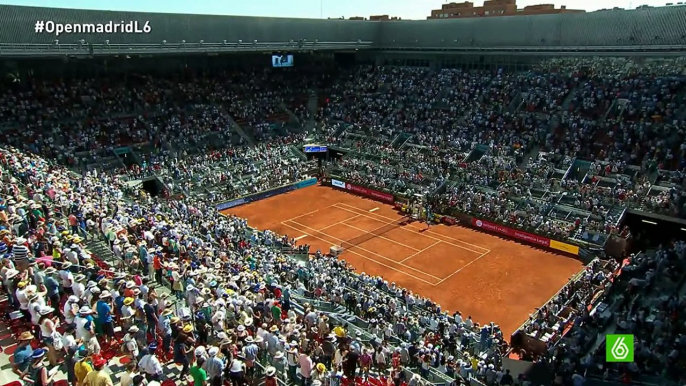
471, 218, 550, 248
344, 182, 395, 204
442, 216, 457, 225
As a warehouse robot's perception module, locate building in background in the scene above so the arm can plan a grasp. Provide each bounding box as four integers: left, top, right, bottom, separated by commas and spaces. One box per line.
348, 15, 402, 20
428, 0, 584, 19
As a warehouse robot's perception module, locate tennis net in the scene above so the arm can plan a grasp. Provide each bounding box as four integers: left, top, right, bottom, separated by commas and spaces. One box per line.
340, 216, 410, 250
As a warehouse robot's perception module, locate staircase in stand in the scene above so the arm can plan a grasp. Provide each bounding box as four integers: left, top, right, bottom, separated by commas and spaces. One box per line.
604, 99, 619, 120
219, 109, 255, 146
507, 91, 523, 113
85, 239, 122, 270
561, 86, 579, 111
278, 102, 301, 126
307, 92, 319, 116
519, 144, 540, 170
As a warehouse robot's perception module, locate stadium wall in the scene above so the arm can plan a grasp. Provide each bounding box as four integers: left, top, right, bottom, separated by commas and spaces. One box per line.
215, 178, 317, 211
0, 5, 378, 45
326, 176, 585, 258
2, 5, 686, 49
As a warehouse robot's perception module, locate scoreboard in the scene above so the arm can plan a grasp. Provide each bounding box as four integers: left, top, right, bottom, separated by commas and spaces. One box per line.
304, 145, 328, 153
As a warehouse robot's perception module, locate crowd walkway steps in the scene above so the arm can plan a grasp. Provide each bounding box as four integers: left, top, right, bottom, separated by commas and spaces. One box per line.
548, 114, 560, 135
289, 145, 308, 161
85, 239, 121, 269
507, 91, 523, 113
433, 86, 453, 110
279, 102, 301, 126
307, 92, 319, 116
561, 86, 579, 111
603, 99, 619, 120
333, 122, 350, 138
430, 178, 448, 196
519, 144, 540, 170
390, 132, 413, 149
515, 93, 527, 112
218, 108, 255, 146
464, 144, 489, 163
565, 159, 593, 183
382, 103, 403, 126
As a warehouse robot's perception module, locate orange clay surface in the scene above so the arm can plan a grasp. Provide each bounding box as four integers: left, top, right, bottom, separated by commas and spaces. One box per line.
223, 185, 583, 336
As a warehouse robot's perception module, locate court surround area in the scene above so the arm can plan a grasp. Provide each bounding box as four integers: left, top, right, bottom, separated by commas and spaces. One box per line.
225, 185, 583, 336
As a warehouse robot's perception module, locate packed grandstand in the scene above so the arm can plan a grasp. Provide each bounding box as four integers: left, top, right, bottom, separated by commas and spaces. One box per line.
1, 5, 686, 386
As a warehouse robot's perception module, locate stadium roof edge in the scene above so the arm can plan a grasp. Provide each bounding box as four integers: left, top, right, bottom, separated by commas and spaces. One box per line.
0, 4, 685, 50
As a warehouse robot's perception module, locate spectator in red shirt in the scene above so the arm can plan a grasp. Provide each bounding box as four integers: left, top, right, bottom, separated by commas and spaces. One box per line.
68, 213, 78, 234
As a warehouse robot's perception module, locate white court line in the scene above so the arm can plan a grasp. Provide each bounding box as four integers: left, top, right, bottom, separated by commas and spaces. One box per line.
288, 209, 320, 220
339, 222, 421, 252
399, 241, 442, 263
317, 214, 362, 232
280, 222, 438, 286
279, 203, 344, 224
369, 207, 379, 212
284, 219, 443, 281
294, 235, 308, 241
433, 251, 491, 286
336, 202, 490, 251
277, 204, 351, 229
332, 204, 487, 255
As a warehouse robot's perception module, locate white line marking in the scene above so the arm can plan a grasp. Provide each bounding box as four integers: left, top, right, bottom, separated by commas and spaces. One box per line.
332, 204, 487, 254
294, 235, 308, 241
280, 222, 438, 286
279, 203, 341, 225
336, 202, 489, 251
433, 251, 491, 286
287, 209, 320, 221
339, 222, 421, 252
316, 214, 362, 232
399, 241, 441, 263
369, 207, 379, 212
284, 219, 443, 281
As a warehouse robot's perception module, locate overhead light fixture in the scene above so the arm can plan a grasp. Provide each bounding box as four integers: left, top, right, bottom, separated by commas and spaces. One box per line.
642, 220, 657, 225
681, 228, 686, 232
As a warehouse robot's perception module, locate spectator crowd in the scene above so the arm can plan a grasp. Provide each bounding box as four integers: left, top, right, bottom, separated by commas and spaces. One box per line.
0, 56, 685, 386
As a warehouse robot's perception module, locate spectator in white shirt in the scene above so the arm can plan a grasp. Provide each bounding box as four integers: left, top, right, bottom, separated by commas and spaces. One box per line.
119, 363, 138, 386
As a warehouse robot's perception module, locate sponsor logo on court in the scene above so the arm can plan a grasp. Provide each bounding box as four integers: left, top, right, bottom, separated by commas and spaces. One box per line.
475, 220, 483, 227
346, 184, 352, 190
331, 179, 346, 188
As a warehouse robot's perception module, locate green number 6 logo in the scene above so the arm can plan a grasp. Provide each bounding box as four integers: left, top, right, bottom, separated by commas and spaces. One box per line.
606, 334, 634, 362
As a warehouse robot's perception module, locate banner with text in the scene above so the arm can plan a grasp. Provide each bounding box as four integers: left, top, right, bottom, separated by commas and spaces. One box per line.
472, 218, 551, 248
549, 240, 580, 255
471, 218, 578, 255
216, 178, 317, 211
332, 179, 395, 204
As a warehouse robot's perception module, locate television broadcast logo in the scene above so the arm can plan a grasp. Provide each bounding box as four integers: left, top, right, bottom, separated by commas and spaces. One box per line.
606, 334, 634, 362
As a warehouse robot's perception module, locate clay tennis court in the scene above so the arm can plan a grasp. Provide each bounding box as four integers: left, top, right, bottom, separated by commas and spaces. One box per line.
223, 185, 583, 336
